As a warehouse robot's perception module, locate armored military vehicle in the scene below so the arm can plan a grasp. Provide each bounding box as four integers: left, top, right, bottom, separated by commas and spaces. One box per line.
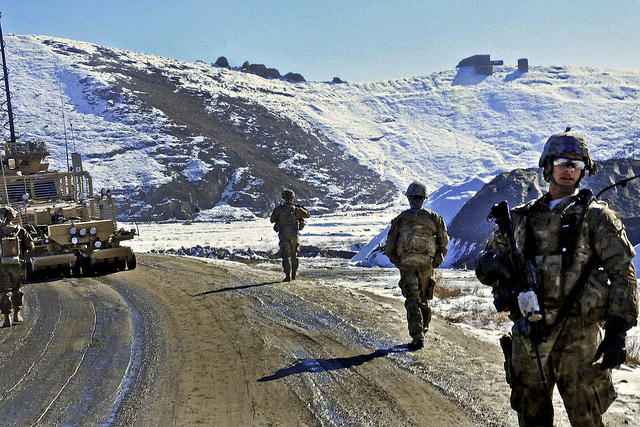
0, 141, 137, 279
0, 13, 137, 280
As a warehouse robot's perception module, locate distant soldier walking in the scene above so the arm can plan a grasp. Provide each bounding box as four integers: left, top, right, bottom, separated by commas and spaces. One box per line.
0, 206, 34, 327
271, 189, 310, 282
385, 182, 449, 350
475, 128, 639, 426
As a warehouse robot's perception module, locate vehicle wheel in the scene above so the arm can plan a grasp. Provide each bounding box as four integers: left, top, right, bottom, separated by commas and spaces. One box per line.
127, 254, 137, 270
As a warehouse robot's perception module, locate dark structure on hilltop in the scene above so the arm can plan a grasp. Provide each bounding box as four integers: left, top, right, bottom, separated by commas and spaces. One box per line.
456, 55, 504, 75
456, 55, 530, 75
518, 58, 529, 72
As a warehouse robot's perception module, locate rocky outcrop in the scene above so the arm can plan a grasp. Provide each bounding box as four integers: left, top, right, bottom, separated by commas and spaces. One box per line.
238, 61, 304, 82
245, 63, 282, 79
214, 56, 230, 68
284, 72, 305, 82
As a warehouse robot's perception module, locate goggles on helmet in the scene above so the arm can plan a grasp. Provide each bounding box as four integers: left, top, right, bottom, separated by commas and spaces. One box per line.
553, 157, 586, 170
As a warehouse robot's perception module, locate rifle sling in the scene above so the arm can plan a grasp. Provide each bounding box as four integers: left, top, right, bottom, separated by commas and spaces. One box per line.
522, 190, 597, 331
550, 190, 597, 329
549, 258, 596, 329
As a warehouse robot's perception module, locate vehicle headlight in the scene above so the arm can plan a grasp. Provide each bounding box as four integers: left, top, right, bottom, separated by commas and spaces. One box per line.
94, 240, 102, 248
89, 227, 97, 235
70, 227, 77, 235
71, 236, 79, 244
79, 228, 87, 236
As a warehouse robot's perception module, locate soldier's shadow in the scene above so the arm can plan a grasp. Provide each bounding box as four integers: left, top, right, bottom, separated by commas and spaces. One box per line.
193, 281, 281, 296
258, 345, 408, 382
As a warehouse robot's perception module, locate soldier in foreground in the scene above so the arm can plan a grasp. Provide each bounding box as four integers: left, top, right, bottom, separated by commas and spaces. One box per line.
0, 206, 35, 328
270, 189, 310, 282
385, 182, 449, 350
475, 128, 638, 426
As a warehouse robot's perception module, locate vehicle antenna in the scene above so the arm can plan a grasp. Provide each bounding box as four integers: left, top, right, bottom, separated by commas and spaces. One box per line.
0, 13, 13, 204
596, 173, 640, 198
59, 83, 70, 171
125, 196, 141, 237
70, 122, 76, 152
0, 12, 15, 143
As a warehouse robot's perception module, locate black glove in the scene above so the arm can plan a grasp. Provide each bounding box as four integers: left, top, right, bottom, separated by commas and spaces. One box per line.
474, 251, 513, 284
594, 315, 631, 370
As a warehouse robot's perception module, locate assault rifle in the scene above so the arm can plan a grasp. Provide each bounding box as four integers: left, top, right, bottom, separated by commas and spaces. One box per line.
489, 200, 547, 383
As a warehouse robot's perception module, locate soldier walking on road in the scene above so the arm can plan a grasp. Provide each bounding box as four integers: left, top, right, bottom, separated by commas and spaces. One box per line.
270, 189, 310, 282
475, 128, 639, 426
0, 206, 34, 328
385, 182, 449, 351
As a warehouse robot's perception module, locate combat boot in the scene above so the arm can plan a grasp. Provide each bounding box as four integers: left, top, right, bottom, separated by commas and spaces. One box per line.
2, 313, 11, 328
282, 258, 291, 282
407, 338, 424, 351
13, 309, 23, 323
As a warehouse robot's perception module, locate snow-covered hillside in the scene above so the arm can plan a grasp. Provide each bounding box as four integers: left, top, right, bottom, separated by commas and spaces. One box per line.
3, 34, 640, 220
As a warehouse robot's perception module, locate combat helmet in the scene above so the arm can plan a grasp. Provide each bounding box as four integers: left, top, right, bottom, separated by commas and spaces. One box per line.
0, 205, 17, 222
405, 181, 428, 199
281, 189, 295, 200
539, 127, 597, 182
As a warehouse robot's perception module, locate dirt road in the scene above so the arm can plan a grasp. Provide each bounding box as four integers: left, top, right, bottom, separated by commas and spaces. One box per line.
0, 253, 558, 425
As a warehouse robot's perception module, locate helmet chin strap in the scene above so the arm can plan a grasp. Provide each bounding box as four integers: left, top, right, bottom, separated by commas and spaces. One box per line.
550, 175, 580, 193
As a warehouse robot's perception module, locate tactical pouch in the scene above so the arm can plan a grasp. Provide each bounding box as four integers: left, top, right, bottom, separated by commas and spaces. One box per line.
578, 268, 609, 321
419, 277, 436, 301
426, 276, 436, 300
593, 366, 617, 414
536, 254, 563, 300
0, 237, 20, 264
500, 333, 514, 385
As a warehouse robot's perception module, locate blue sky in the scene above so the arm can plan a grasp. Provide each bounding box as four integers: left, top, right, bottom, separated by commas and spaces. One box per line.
2, 1, 640, 83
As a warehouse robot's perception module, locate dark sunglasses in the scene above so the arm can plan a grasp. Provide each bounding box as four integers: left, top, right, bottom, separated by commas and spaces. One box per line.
553, 157, 586, 170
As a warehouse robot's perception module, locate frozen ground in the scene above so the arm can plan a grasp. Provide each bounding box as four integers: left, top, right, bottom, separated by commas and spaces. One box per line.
122, 211, 640, 424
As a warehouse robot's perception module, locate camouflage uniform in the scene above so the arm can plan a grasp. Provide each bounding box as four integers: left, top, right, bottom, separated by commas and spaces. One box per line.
483, 192, 638, 426
270, 190, 310, 281
477, 129, 638, 426
0, 207, 35, 328
385, 184, 449, 344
